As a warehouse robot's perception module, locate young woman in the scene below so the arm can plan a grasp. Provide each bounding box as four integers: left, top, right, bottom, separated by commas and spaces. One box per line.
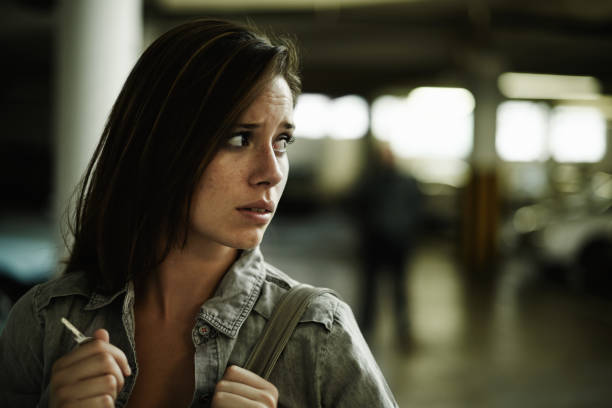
0, 19, 397, 407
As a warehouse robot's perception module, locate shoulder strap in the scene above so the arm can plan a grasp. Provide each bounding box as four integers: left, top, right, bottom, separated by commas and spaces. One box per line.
244, 284, 337, 380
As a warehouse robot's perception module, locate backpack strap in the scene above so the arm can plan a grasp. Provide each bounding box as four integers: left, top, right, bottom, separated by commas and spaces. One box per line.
244, 284, 337, 380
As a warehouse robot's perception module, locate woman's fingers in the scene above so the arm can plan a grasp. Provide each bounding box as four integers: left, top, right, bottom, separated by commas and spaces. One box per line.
52, 351, 125, 394
50, 328, 131, 408
224, 365, 278, 393
215, 381, 276, 406
52, 334, 131, 377
63, 394, 115, 408
54, 374, 118, 403
212, 391, 269, 407
93, 328, 110, 343
212, 366, 278, 408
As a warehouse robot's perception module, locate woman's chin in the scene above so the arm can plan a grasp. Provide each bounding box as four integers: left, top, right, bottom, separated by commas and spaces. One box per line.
229, 230, 265, 250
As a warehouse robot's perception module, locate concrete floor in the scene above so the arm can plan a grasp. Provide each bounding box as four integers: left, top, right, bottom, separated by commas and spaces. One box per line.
262, 211, 612, 407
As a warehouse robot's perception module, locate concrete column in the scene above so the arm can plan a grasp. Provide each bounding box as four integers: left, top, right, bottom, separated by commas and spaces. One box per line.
471, 67, 501, 171
461, 54, 504, 278
54, 0, 142, 265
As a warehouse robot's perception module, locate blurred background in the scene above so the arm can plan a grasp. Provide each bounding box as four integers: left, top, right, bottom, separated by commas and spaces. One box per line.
2, 0, 612, 406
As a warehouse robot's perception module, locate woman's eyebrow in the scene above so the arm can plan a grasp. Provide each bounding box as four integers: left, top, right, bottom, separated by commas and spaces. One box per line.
236, 122, 295, 130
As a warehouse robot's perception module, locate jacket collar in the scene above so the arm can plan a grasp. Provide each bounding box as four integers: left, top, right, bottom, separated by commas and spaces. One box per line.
85, 286, 129, 310
84, 247, 266, 338
197, 247, 266, 338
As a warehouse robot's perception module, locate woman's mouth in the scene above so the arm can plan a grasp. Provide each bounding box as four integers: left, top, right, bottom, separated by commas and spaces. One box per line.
237, 207, 273, 223
241, 208, 270, 213
236, 199, 275, 223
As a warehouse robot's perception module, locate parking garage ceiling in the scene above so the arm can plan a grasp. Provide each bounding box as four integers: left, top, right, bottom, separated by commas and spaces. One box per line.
3, 0, 612, 96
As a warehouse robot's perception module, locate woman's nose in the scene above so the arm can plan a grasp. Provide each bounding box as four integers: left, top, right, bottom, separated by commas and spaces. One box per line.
249, 145, 284, 187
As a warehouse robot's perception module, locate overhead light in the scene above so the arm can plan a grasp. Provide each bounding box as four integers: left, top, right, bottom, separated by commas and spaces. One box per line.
327, 95, 369, 140
372, 87, 475, 160
498, 72, 601, 101
371, 95, 403, 143
557, 95, 612, 120
549, 106, 606, 163
495, 101, 549, 162
294, 94, 330, 139
294, 93, 369, 140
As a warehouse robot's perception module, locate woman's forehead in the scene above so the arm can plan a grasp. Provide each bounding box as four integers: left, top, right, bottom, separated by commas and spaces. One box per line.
238, 77, 294, 122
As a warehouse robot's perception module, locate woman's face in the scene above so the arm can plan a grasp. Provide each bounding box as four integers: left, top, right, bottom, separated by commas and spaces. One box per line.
188, 76, 294, 252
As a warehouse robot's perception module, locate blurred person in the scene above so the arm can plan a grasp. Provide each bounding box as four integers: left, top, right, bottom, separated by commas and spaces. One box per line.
0, 19, 397, 407
351, 142, 423, 348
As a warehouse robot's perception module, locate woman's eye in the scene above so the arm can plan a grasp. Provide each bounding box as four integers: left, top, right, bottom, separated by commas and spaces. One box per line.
227, 133, 250, 147
273, 140, 288, 153
273, 135, 295, 153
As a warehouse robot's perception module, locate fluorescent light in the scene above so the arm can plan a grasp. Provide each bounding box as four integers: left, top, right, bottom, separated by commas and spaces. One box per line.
328, 95, 369, 140
408, 87, 475, 116
371, 95, 403, 143
294, 93, 331, 139
498, 72, 601, 100
495, 101, 549, 162
294, 93, 369, 140
549, 106, 606, 163
372, 87, 474, 159
557, 95, 612, 120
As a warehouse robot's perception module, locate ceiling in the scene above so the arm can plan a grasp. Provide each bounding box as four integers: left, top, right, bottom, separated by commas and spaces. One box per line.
3, 0, 612, 98
149, 0, 612, 97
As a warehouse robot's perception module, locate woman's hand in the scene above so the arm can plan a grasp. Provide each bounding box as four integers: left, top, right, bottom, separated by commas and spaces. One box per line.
49, 329, 132, 408
212, 365, 278, 407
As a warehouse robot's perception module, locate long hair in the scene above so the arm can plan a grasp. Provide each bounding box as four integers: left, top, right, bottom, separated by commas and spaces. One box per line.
64, 19, 301, 293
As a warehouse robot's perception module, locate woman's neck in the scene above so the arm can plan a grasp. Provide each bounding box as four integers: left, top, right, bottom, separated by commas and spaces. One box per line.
136, 243, 239, 321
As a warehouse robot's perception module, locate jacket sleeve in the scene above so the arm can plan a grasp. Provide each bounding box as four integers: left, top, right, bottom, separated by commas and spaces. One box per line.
0, 285, 45, 407
317, 299, 398, 407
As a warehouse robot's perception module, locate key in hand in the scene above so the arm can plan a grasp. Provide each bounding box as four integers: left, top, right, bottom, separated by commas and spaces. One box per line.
61, 317, 94, 345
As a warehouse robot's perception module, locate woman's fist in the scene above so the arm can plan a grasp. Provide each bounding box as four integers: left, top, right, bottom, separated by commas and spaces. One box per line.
49, 329, 131, 408
212, 365, 278, 407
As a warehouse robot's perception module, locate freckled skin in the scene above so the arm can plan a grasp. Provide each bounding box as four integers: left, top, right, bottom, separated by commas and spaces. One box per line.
188, 76, 294, 252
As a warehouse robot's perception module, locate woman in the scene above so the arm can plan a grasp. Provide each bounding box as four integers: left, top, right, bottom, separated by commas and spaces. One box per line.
0, 19, 397, 407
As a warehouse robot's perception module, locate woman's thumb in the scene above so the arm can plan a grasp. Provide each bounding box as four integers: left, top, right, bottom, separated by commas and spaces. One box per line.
93, 328, 110, 343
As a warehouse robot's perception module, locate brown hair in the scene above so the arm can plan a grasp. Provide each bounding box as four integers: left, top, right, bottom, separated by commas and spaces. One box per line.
64, 19, 301, 293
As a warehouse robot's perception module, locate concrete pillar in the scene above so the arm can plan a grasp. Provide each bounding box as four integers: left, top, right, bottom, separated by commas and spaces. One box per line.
54, 0, 142, 266
461, 54, 504, 278
471, 72, 500, 172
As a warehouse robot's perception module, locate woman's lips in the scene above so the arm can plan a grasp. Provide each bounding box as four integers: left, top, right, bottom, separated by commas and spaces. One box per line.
239, 199, 275, 213
236, 199, 275, 223
237, 207, 273, 223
